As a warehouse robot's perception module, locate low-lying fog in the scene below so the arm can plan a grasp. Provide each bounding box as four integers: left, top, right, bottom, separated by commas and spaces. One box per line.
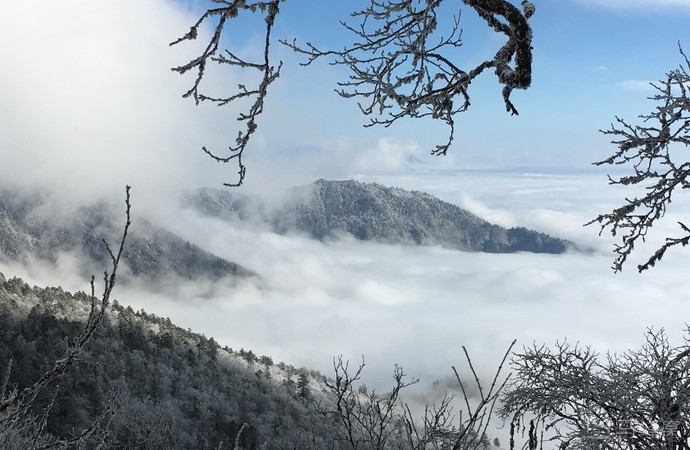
2, 0, 688, 407
4, 169, 688, 395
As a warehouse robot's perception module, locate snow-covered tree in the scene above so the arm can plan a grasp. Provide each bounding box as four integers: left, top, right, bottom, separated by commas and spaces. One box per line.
0, 187, 131, 448
588, 45, 690, 272
500, 328, 690, 450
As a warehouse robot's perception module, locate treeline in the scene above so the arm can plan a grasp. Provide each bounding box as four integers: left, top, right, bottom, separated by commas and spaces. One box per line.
0, 272, 341, 449
0, 272, 511, 450
11, 268, 684, 450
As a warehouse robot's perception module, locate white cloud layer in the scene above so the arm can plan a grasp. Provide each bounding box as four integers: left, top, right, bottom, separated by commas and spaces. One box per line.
0, 1, 435, 206
616, 80, 656, 92
151, 170, 690, 391
2, 3, 690, 439
4, 171, 689, 397
0, 1, 205, 200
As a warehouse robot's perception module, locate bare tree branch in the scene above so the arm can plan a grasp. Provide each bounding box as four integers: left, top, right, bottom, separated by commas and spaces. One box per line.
324, 355, 419, 449
323, 342, 515, 450
171, 1, 285, 187
501, 328, 690, 450
282, 0, 534, 157
174, 0, 534, 186
450, 340, 515, 450
587, 43, 690, 272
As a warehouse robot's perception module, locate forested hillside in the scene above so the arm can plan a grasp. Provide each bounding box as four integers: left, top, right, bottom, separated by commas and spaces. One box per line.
0, 187, 255, 284
0, 272, 500, 449
186, 179, 571, 254
0, 272, 340, 449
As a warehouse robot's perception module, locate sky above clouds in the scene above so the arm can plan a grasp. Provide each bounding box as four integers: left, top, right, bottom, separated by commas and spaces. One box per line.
259, 0, 690, 170
1, 0, 690, 405
1, 0, 689, 191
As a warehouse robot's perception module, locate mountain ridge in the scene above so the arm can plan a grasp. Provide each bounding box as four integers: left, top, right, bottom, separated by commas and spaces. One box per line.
0, 187, 255, 285
186, 179, 571, 254
0, 271, 335, 448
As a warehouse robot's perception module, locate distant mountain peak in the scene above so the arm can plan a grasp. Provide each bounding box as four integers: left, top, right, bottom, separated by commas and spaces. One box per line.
186, 179, 572, 254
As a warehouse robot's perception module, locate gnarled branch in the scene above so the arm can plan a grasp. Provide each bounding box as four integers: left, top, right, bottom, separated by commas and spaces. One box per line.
587, 44, 690, 272
174, 0, 534, 186
282, 0, 534, 156
171, 1, 284, 187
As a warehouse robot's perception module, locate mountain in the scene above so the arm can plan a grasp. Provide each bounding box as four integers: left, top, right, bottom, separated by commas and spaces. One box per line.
185, 179, 571, 254
0, 272, 504, 449
0, 272, 337, 449
0, 187, 255, 284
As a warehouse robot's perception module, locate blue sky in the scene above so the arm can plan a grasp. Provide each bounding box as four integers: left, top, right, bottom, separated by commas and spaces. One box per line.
253, 0, 690, 170
1, 0, 689, 190
169, 0, 690, 181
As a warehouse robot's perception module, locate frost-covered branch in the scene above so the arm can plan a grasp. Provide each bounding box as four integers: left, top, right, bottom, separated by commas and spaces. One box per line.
282, 0, 534, 156
171, 1, 284, 187
448, 340, 515, 450
174, 0, 534, 186
501, 328, 690, 450
587, 44, 690, 272
323, 342, 514, 450
324, 356, 419, 449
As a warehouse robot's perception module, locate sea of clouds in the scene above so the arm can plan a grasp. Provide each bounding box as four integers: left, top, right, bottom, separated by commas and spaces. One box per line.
1, 0, 689, 423
6, 168, 688, 393
151, 169, 690, 388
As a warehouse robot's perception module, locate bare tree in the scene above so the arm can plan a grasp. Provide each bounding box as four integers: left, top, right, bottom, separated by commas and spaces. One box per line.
500, 328, 690, 450
401, 394, 460, 450
587, 44, 690, 273
171, 0, 535, 186
443, 342, 516, 450
324, 341, 515, 450
323, 356, 415, 449
0, 186, 132, 449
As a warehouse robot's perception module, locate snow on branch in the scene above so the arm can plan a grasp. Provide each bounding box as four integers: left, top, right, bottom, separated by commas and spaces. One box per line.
587, 44, 690, 272
501, 328, 690, 449
173, 0, 534, 186
283, 0, 534, 156
171, 1, 284, 187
